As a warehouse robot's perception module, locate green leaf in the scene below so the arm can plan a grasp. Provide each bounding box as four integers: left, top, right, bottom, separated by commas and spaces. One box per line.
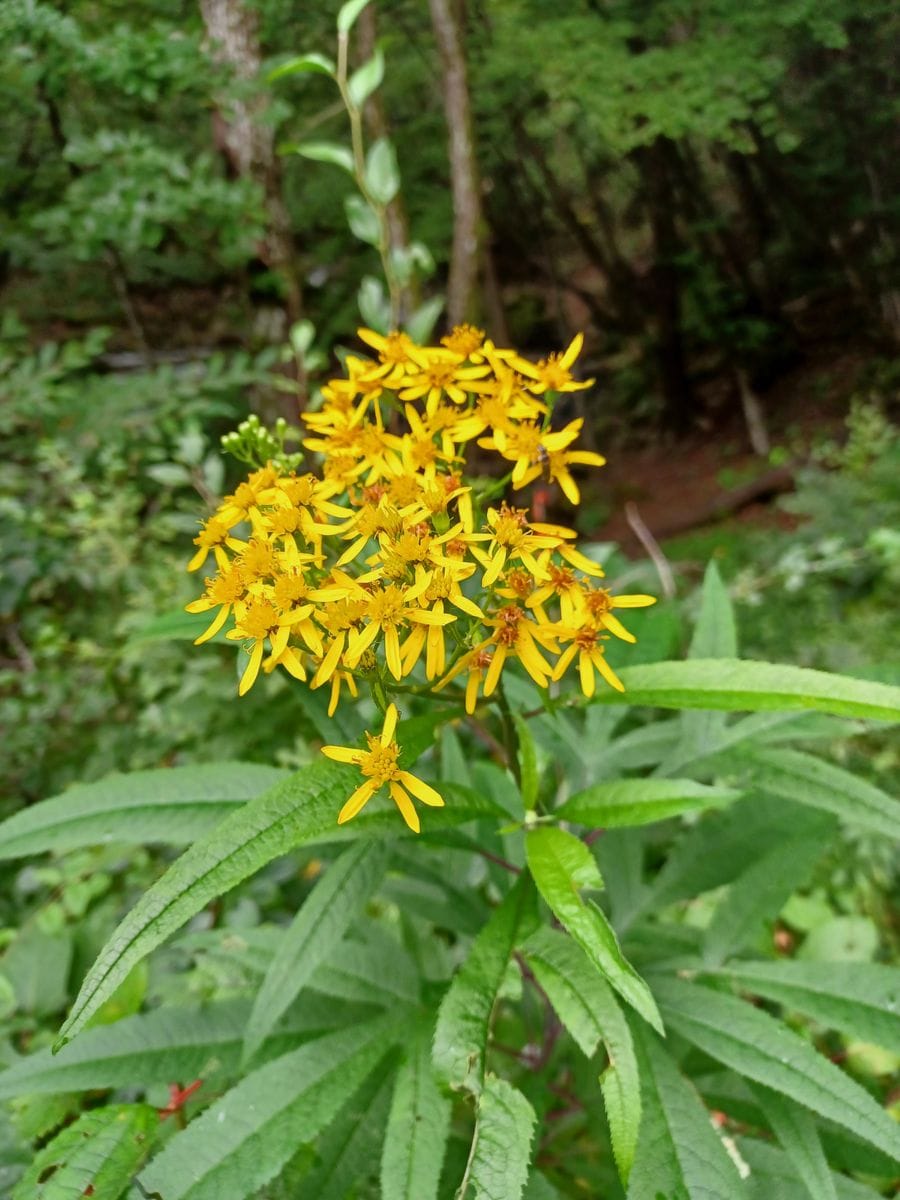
291, 140, 354, 173
268, 53, 335, 81
139, 1018, 398, 1200
312, 925, 420, 1008
645, 795, 834, 914
365, 137, 400, 204
348, 48, 384, 108
737, 1138, 884, 1200
243, 841, 389, 1062
735, 747, 900, 840
705, 961, 900, 1054
0, 995, 366, 1099
702, 827, 834, 966
514, 714, 539, 809
466, 1075, 536, 1200
626, 1026, 746, 1200
345, 194, 381, 245
521, 927, 641, 1183
299, 1065, 394, 1200
689, 562, 738, 659
381, 1026, 451, 1200
128, 607, 224, 645
337, 0, 371, 34
56, 762, 499, 1050
433, 875, 537, 1095
748, 1083, 838, 1200
525, 827, 662, 1034
0, 763, 286, 860
13, 1104, 157, 1200
592, 659, 900, 722
653, 977, 900, 1159
405, 296, 444, 344
559, 778, 739, 828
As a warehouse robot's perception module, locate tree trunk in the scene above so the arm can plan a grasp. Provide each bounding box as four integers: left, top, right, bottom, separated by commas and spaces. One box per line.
428, 0, 483, 328
199, 0, 302, 323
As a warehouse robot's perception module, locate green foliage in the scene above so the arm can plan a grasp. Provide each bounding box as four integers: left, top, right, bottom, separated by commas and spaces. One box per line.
2, 575, 900, 1197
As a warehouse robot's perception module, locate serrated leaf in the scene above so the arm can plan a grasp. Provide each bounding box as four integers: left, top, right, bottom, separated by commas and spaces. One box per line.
348, 47, 384, 107
365, 137, 400, 204
337, 0, 371, 34
559, 778, 738, 828
292, 140, 354, 173
244, 841, 388, 1062
433, 875, 537, 1095
653, 976, 900, 1159
626, 1025, 745, 1200
702, 827, 835, 966
139, 1018, 398, 1200
0, 763, 286, 860
521, 927, 641, 1183
0, 995, 367, 1099
57, 762, 499, 1049
381, 1026, 451, 1200
591, 659, 900, 722
748, 1083, 837, 1200
13, 1104, 157, 1200
268, 52, 335, 81
525, 827, 662, 1034
467, 1075, 536, 1200
705, 960, 900, 1053
300, 1064, 394, 1200
735, 747, 900, 840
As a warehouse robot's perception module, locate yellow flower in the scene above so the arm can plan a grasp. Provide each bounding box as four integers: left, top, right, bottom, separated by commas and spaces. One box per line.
553, 622, 624, 697
480, 418, 584, 488
398, 347, 492, 410
188, 517, 240, 572
346, 578, 455, 681
185, 563, 246, 643
517, 447, 607, 505
580, 586, 656, 642
226, 595, 312, 696
511, 333, 594, 395
467, 504, 561, 586
321, 703, 444, 832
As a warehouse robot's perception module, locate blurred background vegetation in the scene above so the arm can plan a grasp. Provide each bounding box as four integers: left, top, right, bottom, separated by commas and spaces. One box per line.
2, 0, 898, 807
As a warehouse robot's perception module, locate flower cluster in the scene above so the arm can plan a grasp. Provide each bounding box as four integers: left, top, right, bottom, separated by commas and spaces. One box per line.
187, 326, 654, 829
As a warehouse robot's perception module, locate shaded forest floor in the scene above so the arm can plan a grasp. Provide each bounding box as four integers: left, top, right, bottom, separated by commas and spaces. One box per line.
595, 345, 866, 555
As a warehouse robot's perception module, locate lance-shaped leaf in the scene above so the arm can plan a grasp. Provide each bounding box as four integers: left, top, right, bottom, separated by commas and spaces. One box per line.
702, 826, 835, 966
243, 841, 389, 1062
590, 659, 900, 722
433, 875, 537, 1095
737, 1138, 885, 1200
704, 960, 900, 1053
653, 977, 900, 1160
0, 763, 286, 860
0, 994, 368, 1099
559, 778, 738, 829
56, 762, 500, 1049
300, 1065, 395, 1200
525, 827, 662, 1034
736, 746, 900, 840
465, 1075, 536, 1200
13, 1104, 157, 1200
381, 1025, 451, 1200
748, 1083, 838, 1200
138, 1017, 399, 1200
522, 927, 641, 1184
626, 1026, 746, 1200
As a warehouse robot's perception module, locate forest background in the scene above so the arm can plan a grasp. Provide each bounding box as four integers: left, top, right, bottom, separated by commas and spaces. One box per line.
0, 0, 899, 1195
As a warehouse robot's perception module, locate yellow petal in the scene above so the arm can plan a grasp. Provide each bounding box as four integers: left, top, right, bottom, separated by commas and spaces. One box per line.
238, 641, 264, 697
338, 779, 379, 824
381, 703, 398, 746
601, 611, 636, 643
389, 782, 420, 833
322, 745, 364, 763
400, 772, 444, 808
